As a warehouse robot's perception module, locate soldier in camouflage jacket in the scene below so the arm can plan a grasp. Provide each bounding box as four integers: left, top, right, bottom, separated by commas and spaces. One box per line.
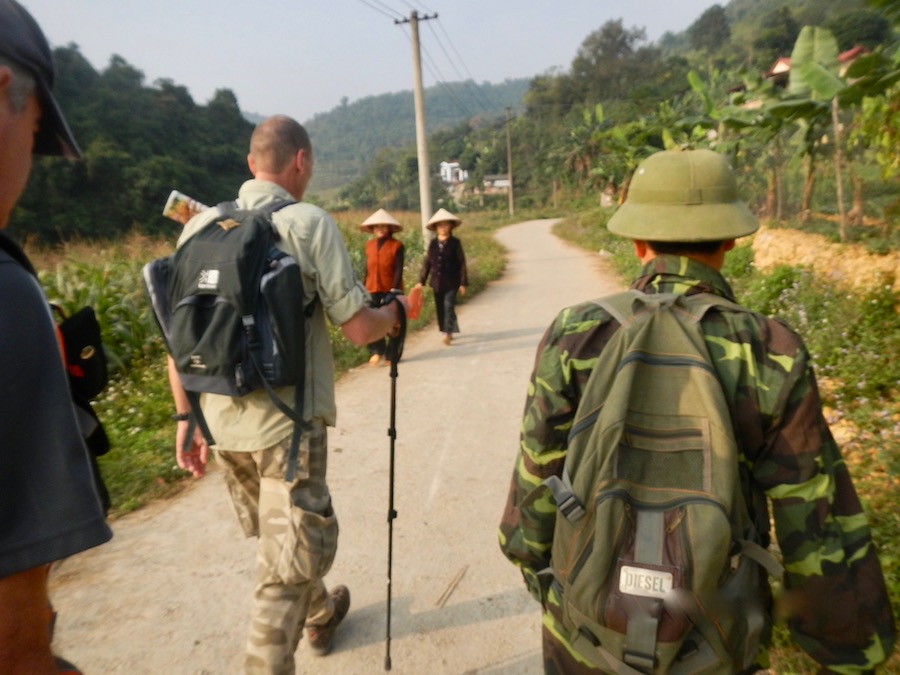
498, 149, 895, 674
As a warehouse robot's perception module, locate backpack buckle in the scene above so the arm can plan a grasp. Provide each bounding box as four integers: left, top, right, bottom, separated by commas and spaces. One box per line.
557, 493, 586, 521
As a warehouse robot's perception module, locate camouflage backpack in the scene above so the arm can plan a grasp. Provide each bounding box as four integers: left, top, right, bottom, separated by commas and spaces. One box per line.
543, 290, 783, 674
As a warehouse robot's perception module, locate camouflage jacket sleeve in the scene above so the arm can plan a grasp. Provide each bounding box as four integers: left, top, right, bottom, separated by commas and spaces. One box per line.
750, 335, 896, 672
498, 303, 616, 600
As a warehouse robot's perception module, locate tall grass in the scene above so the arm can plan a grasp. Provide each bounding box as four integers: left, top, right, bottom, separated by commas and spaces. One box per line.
34, 233, 191, 509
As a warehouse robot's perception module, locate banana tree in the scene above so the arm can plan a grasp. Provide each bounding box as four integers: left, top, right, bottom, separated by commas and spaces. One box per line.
773, 26, 900, 239
686, 68, 793, 219
779, 27, 846, 233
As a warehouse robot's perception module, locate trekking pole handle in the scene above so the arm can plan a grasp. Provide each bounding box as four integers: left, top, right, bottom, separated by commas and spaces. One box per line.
381, 292, 406, 366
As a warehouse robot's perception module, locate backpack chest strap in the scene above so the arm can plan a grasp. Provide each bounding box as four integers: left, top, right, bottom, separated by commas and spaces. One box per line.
635, 510, 665, 566
623, 510, 666, 672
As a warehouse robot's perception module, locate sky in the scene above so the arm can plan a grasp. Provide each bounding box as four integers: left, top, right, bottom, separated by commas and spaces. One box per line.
24, 0, 720, 124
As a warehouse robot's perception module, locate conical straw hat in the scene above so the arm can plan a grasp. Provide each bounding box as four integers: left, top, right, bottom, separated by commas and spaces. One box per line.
360, 208, 403, 233
426, 207, 462, 231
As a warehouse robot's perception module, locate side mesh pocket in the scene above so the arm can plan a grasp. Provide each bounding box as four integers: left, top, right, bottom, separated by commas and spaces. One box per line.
259, 255, 305, 387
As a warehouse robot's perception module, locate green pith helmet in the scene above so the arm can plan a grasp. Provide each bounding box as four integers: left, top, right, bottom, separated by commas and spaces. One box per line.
607, 148, 759, 242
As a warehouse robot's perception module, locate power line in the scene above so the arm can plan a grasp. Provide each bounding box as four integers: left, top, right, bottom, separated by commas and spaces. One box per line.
417, 38, 479, 119
396, 0, 423, 14
392, 17, 477, 121
425, 20, 494, 113
406, 0, 437, 14
359, 1, 493, 118
355, 0, 404, 21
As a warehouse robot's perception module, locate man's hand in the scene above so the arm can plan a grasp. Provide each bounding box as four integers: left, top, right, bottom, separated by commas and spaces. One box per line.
175, 421, 209, 478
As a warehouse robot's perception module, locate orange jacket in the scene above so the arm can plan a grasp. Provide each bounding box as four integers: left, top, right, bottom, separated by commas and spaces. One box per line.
364, 237, 404, 293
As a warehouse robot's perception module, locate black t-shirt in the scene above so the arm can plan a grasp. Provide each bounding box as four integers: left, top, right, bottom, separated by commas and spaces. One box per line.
0, 236, 111, 578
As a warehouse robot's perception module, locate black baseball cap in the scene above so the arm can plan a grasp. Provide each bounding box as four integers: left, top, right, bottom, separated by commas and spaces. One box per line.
0, 0, 81, 158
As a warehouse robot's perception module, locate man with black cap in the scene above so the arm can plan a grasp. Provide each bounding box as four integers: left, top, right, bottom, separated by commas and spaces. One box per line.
0, 1, 113, 671
499, 148, 895, 673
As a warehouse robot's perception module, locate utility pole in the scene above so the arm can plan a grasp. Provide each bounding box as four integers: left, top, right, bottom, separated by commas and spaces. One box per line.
505, 107, 515, 217
396, 11, 438, 245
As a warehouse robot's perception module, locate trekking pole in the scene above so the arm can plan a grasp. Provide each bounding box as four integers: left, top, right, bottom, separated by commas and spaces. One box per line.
383, 297, 406, 672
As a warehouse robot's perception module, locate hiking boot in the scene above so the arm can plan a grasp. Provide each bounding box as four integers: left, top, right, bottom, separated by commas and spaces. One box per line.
307, 585, 350, 656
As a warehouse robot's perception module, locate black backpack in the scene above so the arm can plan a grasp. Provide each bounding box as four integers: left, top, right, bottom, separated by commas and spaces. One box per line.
0, 231, 111, 514
143, 200, 313, 479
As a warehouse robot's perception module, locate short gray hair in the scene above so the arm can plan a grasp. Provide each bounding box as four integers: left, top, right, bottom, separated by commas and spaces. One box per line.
0, 57, 36, 113
250, 115, 312, 173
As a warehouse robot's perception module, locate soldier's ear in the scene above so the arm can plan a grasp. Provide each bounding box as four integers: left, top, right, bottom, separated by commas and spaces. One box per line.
633, 240, 651, 262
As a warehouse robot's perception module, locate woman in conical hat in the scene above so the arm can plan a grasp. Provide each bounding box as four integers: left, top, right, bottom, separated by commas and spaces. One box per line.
361, 208, 405, 365
416, 208, 467, 345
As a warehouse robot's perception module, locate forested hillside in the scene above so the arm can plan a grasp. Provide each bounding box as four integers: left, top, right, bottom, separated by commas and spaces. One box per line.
306, 79, 529, 192
13, 47, 254, 242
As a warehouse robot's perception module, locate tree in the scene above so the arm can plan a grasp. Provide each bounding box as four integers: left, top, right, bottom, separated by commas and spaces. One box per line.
688, 5, 731, 55
754, 7, 801, 70
102, 54, 145, 90
565, 19, 689, 115
827, 9, 892, 50
776, 25, 900, 238
570, 20, 647, 103
523, 69, 578, 117
863, 0, 900, 23
850, 87, 900, 235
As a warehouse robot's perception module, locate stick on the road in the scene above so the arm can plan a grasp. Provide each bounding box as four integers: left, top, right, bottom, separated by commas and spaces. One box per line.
435, 565, 468, 608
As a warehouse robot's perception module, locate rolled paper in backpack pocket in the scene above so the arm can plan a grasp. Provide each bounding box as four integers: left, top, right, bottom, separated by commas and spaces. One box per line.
162, 190, 209, 225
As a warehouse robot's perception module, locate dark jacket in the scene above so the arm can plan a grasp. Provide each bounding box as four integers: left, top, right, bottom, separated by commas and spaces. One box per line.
419, 235, 467, 293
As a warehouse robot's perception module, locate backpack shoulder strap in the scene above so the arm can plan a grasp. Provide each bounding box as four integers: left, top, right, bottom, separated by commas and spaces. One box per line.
201, 200, 295, 234
262, 199, 296, 216
212, 199, 296, 218
676, 291, 748, 319
591, 289, 644, 327
595, 289, 749, 328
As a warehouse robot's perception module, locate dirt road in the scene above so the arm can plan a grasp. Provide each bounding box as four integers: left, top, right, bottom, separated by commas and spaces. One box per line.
48, 218, 624, 674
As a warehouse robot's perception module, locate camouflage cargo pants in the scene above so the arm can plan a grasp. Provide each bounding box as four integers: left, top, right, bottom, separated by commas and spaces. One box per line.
217, 419, 339, 675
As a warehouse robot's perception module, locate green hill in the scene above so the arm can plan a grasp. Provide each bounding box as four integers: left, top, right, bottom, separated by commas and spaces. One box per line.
305, 78, 529, 193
